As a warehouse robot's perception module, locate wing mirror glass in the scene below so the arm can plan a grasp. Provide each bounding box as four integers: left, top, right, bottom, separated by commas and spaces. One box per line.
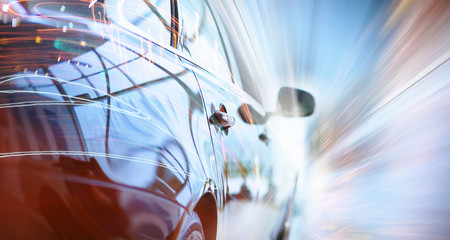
238, 87, 315, 124
277, 87, 315, 117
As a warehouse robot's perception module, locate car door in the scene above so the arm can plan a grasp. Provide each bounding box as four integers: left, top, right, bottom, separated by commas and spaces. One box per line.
176, 0, 287, 238
177, 0, 272, 198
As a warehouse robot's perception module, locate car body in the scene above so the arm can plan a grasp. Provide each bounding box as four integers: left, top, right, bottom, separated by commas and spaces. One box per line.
0, 0, 312, 239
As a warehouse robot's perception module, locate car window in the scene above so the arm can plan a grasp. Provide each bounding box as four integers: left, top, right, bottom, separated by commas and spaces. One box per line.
106, 0, 172, 46
4, 0, 181, 99
16, 0, 104, 21
178, 0, 232, 83
21, 0, 173, 47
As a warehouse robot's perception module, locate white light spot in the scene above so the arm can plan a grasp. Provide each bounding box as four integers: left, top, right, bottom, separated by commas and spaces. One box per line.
2, 4, 9, 13
88, 0, 97, 8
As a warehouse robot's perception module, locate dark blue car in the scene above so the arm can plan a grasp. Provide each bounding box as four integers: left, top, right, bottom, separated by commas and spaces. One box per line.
0, 0, 314, 239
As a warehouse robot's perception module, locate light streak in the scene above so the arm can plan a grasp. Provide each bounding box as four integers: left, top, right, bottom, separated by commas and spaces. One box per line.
0, 74, 152, 121
0, 37, 7, 45
0, 150, 205, 182
195, 12, 199, 39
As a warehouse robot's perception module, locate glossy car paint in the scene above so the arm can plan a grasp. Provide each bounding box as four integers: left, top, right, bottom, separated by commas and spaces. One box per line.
0, 0, 291, 239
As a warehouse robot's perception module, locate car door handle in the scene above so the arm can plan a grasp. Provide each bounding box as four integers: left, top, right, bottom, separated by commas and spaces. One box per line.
209, 110, 235, 130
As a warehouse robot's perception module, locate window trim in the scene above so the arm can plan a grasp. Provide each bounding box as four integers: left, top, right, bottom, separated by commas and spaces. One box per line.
170, 0, 179, 48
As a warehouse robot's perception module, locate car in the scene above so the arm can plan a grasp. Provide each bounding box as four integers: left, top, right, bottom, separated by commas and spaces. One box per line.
0, 0, 314, 239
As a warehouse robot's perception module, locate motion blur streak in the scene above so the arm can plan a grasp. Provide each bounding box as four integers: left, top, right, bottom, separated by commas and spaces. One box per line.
231, 0, 450, 239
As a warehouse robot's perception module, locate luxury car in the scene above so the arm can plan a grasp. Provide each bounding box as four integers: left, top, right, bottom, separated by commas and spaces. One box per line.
0, 0, 314, 239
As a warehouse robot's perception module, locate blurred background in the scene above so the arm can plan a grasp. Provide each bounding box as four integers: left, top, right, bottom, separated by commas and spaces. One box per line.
219, 0, 450, 239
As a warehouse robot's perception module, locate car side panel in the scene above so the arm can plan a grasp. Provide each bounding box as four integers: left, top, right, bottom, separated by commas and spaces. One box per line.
0, 26, 215, 239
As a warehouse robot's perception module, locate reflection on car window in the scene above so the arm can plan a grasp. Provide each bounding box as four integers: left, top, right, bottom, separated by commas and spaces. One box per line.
178, 0, 232, 82
1, 0, 188, 103
106, 0, 172, 46
14, 0, 109, 25
18, 0, 173, 46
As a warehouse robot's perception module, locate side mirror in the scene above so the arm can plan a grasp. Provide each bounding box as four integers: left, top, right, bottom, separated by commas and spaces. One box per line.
277, 87, 315, 117
238, 87, 315, 124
